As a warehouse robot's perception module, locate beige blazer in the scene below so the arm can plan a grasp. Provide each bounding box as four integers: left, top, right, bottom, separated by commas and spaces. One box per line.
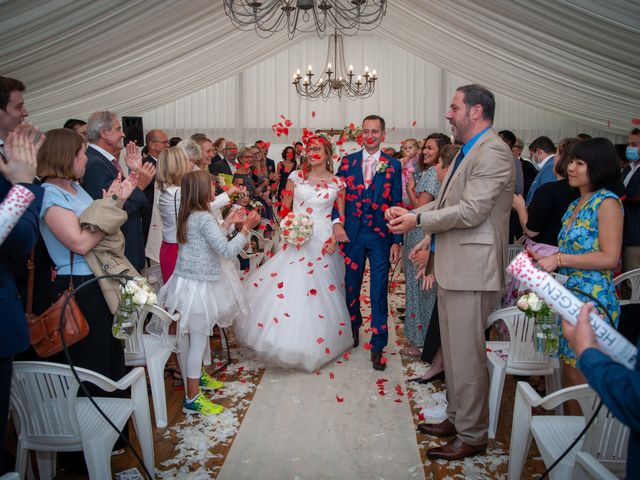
78, 197, 140, 313
415, 129, 515, 291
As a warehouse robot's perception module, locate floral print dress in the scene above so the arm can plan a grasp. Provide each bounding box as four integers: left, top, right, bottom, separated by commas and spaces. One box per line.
557, 189, 621, 367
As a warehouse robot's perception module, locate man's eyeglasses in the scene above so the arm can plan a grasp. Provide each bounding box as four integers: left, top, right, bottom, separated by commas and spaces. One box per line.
152, 139, 170, 145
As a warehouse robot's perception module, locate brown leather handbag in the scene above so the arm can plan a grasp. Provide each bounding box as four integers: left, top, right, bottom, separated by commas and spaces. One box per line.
26, 251, 90, 358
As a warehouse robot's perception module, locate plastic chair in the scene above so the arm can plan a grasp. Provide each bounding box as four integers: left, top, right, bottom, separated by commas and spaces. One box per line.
509, 382, 628, 480
124, 303, 180, 428
508, 243, 525, 264
486, 306, 561, 439
239, 228, 269, 272
141, 263, 164, 292
572, 452, 620, 480
10, 361, 154, 480
613, 267, 640, 305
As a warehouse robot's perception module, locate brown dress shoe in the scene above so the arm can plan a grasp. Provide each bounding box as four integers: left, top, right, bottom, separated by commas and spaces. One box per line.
417, 419, 457, 437
426, 437, 486, 460
371, 351, 386, 371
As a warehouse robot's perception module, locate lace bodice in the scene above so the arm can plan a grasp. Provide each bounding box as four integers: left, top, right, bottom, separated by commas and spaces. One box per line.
288, 170, 344, 224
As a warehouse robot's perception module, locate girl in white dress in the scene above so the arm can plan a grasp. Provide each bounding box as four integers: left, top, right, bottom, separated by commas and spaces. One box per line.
156, 170, 261, 415
234, 135, 352, 371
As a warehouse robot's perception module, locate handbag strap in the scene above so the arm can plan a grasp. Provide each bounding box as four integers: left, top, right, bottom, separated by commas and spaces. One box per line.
174, 189, 178, 222
68, 251, 75, 289
26, 250, 35, 315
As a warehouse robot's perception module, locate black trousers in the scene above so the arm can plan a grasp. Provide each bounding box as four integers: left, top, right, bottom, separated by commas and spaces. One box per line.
421, 299, 441, 363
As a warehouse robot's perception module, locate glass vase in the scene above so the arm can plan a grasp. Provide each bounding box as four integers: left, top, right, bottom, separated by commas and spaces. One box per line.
112, 295, 138, 339
533, 312, 559, 356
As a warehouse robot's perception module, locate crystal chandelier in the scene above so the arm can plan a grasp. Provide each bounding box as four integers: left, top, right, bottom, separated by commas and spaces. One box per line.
292, 32, 377, 101
223, 0, 387, 39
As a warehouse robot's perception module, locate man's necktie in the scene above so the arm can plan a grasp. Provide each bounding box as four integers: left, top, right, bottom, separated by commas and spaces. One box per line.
111, 159, 124, 176
363, 155, 376, 188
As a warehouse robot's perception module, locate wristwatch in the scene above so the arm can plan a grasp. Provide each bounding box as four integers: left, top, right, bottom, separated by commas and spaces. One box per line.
415, 212, 421, 227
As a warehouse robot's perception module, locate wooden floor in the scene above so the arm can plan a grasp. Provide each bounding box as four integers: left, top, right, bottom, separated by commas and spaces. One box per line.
7, 276, 548, 479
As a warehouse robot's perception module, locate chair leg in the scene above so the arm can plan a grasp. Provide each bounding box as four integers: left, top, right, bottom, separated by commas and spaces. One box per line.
147, 356, 169, 428
82, 445, 113, 480
487, 363, 506, 439
508, 382, 534, 480
15, 441, 28, 479
34, 450, 55, 480
130, 376, 156, 476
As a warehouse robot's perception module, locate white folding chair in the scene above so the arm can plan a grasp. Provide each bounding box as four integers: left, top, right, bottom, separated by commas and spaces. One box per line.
572, 452, 620, 480
10, 362, 154, 480
613, 267, 640, 305
124, 303, 180, 428
509, 382, 628, 480
486, 306, 561, 439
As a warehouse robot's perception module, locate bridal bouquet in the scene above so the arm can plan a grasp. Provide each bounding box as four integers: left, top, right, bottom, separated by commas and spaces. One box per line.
516, 292, 559, 355
112, 277, 157, 339
281, 212, 313, 247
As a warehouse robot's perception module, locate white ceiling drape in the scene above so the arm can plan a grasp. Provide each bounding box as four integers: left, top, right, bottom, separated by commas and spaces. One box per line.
1, 0, 637, 137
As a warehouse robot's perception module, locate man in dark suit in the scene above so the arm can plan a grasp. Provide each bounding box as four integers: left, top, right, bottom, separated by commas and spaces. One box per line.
210, 140, 238, 176
513, 137, 537, 198
525, 136, 556, 205
140, 129, 168, 245
622, 128, 640, 276
0, 76, 43, 471
332, 115, 403, 371
208, 137, 225, 175
82, 111, 155, 272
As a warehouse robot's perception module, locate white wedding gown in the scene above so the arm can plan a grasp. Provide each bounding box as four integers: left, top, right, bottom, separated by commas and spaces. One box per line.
234, 171, 352, 371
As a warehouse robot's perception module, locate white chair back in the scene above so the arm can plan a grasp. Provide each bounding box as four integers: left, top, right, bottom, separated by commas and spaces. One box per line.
508, 243, 525, 264
613, 267, 640, 305
488, 306, 550, 369
11, 362, 83, 444
582, 398, 629, 475
124, 303, 179, 366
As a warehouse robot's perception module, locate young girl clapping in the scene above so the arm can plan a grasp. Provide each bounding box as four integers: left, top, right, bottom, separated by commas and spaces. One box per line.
157, 170, 260, 416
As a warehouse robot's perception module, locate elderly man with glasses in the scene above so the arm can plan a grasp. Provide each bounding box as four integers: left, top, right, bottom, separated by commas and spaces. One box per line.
210, 140, 238, 176
141, 129, 168, 245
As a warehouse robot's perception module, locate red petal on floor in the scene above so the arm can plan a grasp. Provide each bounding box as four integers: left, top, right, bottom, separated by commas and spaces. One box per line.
284, 312, 291, 317
329, 372, 334, 379
325, 347, 331, 354
380, 356, 388, 364
318, 314, 324, 319
273, 317, 279, 323
277, 282, 284, 289
338, 330, 343, 336
363, 343, 373, 350
316, 337, 325, 344
339, 322, 346, 326
308, 289, 317, 296
257, 323, 264, 328
394, 399, 402, 403
277, 293, 284, 299
271, 272, 278, 277
343, 352, 351, 359
336, 395, 344, 403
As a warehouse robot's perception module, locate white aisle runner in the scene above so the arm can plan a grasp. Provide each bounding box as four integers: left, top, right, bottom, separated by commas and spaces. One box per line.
218, 324, 425, 480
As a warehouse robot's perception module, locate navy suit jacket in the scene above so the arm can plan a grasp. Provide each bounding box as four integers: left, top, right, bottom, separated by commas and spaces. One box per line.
81, 146, 148, 271
266, 157, 276, 175
623, 166, 640, 246
0, 176, 43, 357
335, 150, 403, 246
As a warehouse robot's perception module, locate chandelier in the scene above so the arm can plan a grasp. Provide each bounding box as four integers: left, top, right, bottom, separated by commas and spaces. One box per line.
223, 0, 387, 39
292, 32, 377, 101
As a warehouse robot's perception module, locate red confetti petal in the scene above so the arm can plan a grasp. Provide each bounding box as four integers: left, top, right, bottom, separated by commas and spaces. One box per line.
328, 284, 336, 292
277, 293, 284, 299
316, 337, 325, 344
329, 372, 334, 380
311, 110, 316, 118
336, 395, 344, 403
363, 343, 373, 350
308, 288, 317, 296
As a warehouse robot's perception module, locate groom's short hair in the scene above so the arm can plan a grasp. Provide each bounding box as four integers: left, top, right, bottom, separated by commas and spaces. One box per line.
362, 114, 385, 132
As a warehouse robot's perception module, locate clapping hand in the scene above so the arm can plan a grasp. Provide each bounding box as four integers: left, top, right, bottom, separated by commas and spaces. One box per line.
244, 210, 261, 230
124, 141, 142, 171
103, 172, 138, 208
1, 123, 43, 184
225, 207, 247, 226
135, 162, 156, 190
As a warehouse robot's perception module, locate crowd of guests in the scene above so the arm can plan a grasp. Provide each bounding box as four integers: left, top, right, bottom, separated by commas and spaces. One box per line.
1, 73, 639, 474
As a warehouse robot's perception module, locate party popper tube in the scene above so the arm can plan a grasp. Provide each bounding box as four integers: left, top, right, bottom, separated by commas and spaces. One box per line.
507, 252, 637, 369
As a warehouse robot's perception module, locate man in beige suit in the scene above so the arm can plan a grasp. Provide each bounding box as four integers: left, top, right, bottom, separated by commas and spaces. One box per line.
387, 84, 514, 460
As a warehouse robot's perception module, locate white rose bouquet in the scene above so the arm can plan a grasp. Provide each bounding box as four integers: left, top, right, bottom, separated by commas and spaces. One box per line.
516, 292, 558, 354
281, 212, 314, 247
113, 277, 157, 339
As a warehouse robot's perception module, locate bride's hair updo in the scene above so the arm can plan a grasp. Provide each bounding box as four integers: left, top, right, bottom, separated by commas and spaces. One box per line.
301, 134, 334, 178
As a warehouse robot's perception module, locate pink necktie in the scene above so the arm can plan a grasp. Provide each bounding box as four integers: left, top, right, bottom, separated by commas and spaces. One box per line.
364, 155, 376, 188
111, 159, 124, 176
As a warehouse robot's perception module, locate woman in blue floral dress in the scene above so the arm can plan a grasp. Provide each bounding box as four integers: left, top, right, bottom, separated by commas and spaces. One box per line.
401, 133, 451, 356
534, 138, 623, 412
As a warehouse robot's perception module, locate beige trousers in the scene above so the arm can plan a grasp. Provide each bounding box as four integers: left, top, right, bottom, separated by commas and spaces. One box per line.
437, 287, 499, 446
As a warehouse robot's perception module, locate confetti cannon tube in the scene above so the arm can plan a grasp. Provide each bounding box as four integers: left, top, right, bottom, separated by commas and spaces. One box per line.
507, 252, 637, 369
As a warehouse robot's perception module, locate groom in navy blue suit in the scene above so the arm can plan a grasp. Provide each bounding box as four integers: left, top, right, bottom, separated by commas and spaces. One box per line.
333, 115, 403, 370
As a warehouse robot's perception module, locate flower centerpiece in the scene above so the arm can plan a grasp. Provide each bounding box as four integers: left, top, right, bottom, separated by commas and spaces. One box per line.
281, 212, 313, 247
341, 123, 362, 142
112, 277, 157, 339
516, 292, 559, 355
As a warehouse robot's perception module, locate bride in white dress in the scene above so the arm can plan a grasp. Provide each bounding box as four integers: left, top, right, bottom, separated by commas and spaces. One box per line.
234, 135, 352, 371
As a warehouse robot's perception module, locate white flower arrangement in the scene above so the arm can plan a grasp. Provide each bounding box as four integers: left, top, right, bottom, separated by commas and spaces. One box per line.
113, 277, 157, 339
516, 292, 551, 317
281, 212, 314, 247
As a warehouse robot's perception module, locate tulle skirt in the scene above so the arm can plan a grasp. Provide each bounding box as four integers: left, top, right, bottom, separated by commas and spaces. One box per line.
154, 259, 249, 336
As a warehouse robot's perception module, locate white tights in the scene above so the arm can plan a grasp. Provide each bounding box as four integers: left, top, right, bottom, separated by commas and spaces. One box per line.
178, 332, 208, 380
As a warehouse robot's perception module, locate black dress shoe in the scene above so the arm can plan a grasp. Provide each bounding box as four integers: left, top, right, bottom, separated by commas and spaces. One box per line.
407, 371, 445, 384
371, 350, 386, 371
352, 326, 359, 348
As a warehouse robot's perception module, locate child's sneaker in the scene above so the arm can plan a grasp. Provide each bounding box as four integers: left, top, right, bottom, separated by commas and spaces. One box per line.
182, 392, 224, 416
200, 371, 224, 391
